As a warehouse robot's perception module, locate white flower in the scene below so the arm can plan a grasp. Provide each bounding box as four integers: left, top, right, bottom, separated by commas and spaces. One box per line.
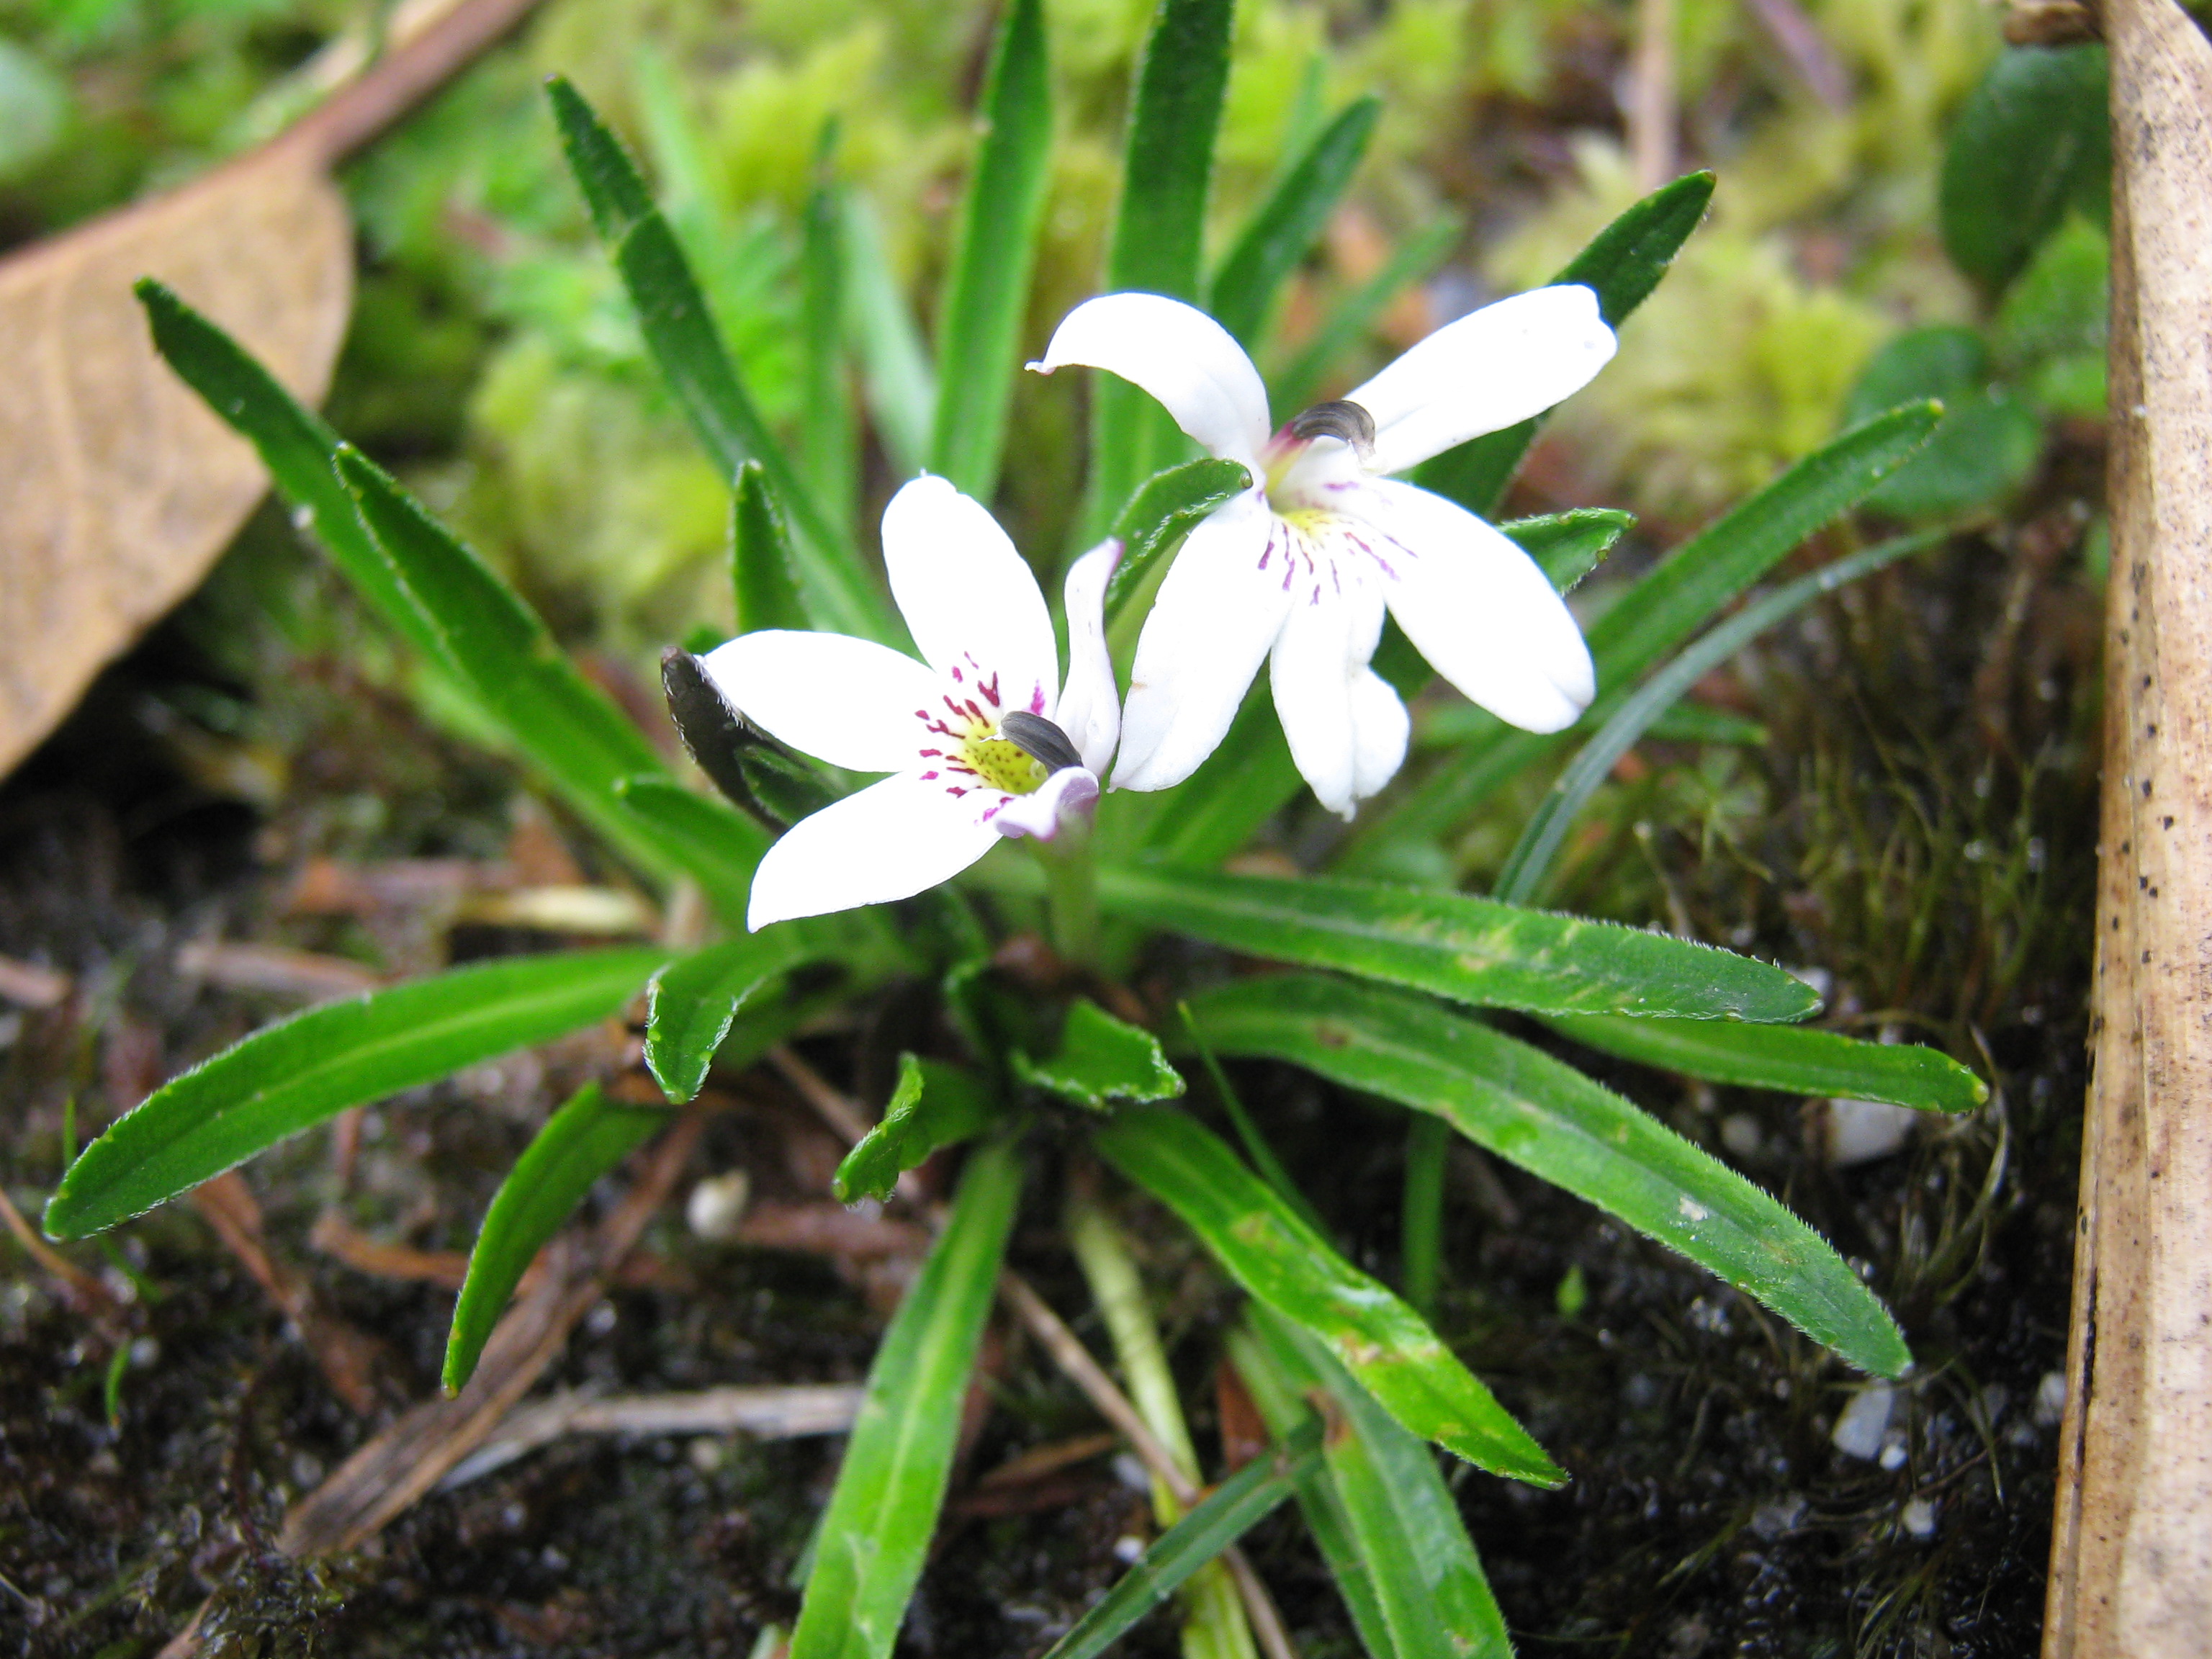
701, 476, 1120, 930
1031, 287, 1617, 817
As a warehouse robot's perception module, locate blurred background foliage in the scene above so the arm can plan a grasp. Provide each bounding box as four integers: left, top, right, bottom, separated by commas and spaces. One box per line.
0, 0, 2108, 660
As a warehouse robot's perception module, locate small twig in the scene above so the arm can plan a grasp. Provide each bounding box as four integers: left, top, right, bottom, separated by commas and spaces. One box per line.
176, 939, 382, 999
439, 1382, 866, 1489
1627, 0, 1678, 192
997, 1272, 1297, 1658
998, 1272, 1198, 1506
768, 1046, 875, 1146
0, 1185, 120, 1316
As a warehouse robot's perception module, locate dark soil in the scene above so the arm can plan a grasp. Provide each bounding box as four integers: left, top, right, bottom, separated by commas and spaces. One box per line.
2, 448, 2100, 1657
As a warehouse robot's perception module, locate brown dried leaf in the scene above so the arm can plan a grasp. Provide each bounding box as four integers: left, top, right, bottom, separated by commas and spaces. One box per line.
0, 0, 551, 782
0, 145, 353, 781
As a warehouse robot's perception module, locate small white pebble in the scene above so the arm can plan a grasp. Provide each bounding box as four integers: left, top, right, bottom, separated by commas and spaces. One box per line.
1111, 1453, 1152, 1493
1719, 1114, 1763, 1158
1112, 1534, 1146, 1565
1832, 1385, 1895, 1460
1878, 1437, 1908, 1471
2035, 1370, 2068, 1427
1901, 1496, 1938, 1539
686, 1171, 753, 1241
1749, 1495, 1806, 1540
688, 1437, 725, 1472
1824, 1098, 1917, 1167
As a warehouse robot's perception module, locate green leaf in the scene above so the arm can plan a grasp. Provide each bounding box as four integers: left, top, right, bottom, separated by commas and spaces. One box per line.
927, 0, 1053, 500
46, 948, 667, 1239
614, 777, 766, 930
731, 460, 812, 634
1040, 1416, 1323, 1659
1188, 975, 1911, 1377
443, 1083, 668, 1392
328, 446, 688, 878
841, 192, 938, 477
1014, 999, 1186, 1112
1105, 457, 1255, 621
1236, 1307, 1513, 1659
644, 934, 810, 1103
545, 76, 900, 647
1095, 1107, 1562, 1483
1542, 1012, 1987, 1115
1843, 330, 2043, 517
1132, 511, 1624, 869
1506, 507, 1636, 592
788, 1138, 1024, 1659
1416, 171, 1714, 515
1940, 45, 2109, 294
1494, 533, 1941, 905
135, 280, 449, 672
1346, 400, 1942, 864
833, 1056, 997, 1203
1268, 220, 1457, 415
1087, 0, 1235, 530
1097, 867, 1820, 1022
1207, 96, 1380, 347
801, 154, 858, 541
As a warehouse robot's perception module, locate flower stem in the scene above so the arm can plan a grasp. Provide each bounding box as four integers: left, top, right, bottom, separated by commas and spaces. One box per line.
1067, 1190, 1258, 1659
1037, 824, 1101, 968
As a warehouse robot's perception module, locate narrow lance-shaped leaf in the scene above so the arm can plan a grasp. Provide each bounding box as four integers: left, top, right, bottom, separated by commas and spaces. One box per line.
1207, 96, 1380, 347
833, 1056, 997, 1203
444, 1083, 670, 1391
1132, 511, 1629, 867
330, 447, 688, 878
644, 932, 812, 1104
135, 280, 447, 673
928, 0, 1053, 500
1494, 531, 1942, 904
1085, 0, 1235, 535
136, 284, 705, 884
1187, 974, 1912, 1377
732, 460, 811, 634
1224, 1326, 1401, 1659
788, 1138, 1024, 1659
1094, 1106, 1563, 1483
1040, 1417, 1324, 1659
1416, 171, 1715, 516
545, 77, 902, 647
801, 142, 858, 540
1236, 1307, 1514, 1659
1104, 457, 1254, 624
1541, 1012, 1987, 1115
841, 192, 937, 477
1344, 400, 1943, 866
1097, 866, 1820, 1022
613, 775, 767, 930
1013, 999, 1185, 1112
46, 948, 668, 1239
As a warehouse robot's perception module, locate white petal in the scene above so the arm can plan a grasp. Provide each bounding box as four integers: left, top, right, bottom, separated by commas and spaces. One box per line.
1346, 285, 1617, 477
746, 771, 1001, 929
1030, 294, 1272, 471
1056, 538, 1122, 774
1112, 493, 1291, 793
1349, 668, 1411, 801
1357, 480, 1595, 733
881, 476, 1058, 721
990, 766, 1100, 840
701, 630, 938, 772
1267, 564, 1386, 819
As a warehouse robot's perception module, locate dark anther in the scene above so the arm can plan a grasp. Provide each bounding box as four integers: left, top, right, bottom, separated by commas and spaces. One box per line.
662, 648, 758, 808
660, 648, 835, 827
998, 711, 1084, 773
1287, 397, 1376, 450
